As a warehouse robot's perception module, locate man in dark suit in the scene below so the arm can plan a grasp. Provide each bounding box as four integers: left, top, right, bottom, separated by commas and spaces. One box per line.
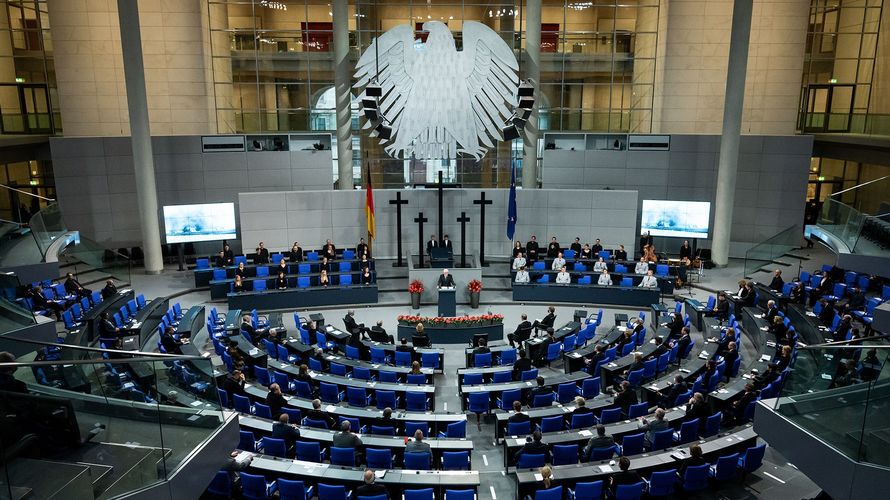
706, 293, 730, 321
591, 238, 603, 254
99, 311, 121, 338
266, 383, 288, 418
369, 320, 392, 343
473, 338, 490, 355
582, 425, 616, 460
665, 312, 684, 339
508, 314, 533, 348
223, 244, 235, 265
27, 286, 64, 320
0, 352, 27, 393
254, 241, 270, 264
768, 269, 785, 291
214, 250, 228, 267
651, 336, 669, 360
584, 344, 607, 373
675, 327, 692, 359
100, 279, 118, 300
271, 413, 301, 447
305, 398, 337, 428
64, 272, 91, 298
426, 234, 440, 256
570, 237, 583, 255
613, 380, 638, 414
356, 238, 369, 259
322, 239, 337, 260
527, 376, 552, 405
532, 306, 556, 334
610, 457, 643, 495
160, 326, 186, 354
533, 328, 556, 366
343, 310, 369, 339
526, 235, 540, 262
657, 375, 688, 408
685, 392, 709, 423
512, 349, 533, 380
508, 400, 530, 424
397, 337, 415, 353
514, 431, 550, 464
354, 470, 388, 499
764, 300, 780, 324
547, 237, 561, 258
441, 234, 453, 253
437, 269, 455, 288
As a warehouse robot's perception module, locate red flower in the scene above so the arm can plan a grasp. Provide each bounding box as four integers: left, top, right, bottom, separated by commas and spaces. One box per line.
467, 279, 483, 293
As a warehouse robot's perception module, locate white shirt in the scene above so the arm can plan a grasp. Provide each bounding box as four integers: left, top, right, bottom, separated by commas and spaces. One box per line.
593, 261, 607, 272
598, 274, 612, 286
639, 275, 658, 288
635, 261, 650, 274
514, 270, 530, 283
556, 271, 571, 284
552, 257, 565, 271
512, 257, 526, 270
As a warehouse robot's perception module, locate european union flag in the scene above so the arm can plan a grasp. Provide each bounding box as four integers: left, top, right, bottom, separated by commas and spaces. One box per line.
507, 159, 517, 240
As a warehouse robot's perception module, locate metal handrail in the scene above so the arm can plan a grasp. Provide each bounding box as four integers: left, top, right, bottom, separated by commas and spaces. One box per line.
0, 334, 199, 359
0, 183, 55, 201
797, 333, 890, 350
830, 175, 890, 198
0, 355, 207, 368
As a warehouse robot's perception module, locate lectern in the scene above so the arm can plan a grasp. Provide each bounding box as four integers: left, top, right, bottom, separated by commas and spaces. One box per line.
438, 287, 456, 317
430, 247, 453, 268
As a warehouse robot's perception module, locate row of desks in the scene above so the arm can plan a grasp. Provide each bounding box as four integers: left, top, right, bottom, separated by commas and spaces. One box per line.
194, 256, 376, 286
227, 285, 379, 310
210, 272, 376, 299
513, 283, 662, 308
512, 269, 678, 294
458, 372, 590, 410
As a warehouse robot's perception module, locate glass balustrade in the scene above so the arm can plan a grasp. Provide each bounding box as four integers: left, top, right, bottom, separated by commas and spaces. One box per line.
743, 225, 802, 278
815, 176, 890, 255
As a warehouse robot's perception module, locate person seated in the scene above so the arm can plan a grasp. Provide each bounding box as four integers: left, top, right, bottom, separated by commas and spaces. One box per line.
679, 445, 707, 478
526, 236, 540, 262
305, 398, 337, 428
512, 241, 524, 258
634, 257, 649, 275
322, 239, 337, 260
373, 407, 398, 435
582, 424, 616, 461
222, 244, 235, 265
546, 237, 561, 258
591, 238, 603, 254
369, 320, 392, 343
614, 245, 628, 261
572, 396, 593, 416
764, 300, 780, 324
266, 383, 288, 419
412, 324, 431, 348
99, 279, 118, 300
396, 337, 414, 353
768, 315, 787, 339
597, 269, 612, 286
64, 272, 91, 298
26, 286, 64, 321
223, 369, 247, 397
655, 375, 687, 409
829, 359, 860, 389
343, 310, 368, 337
271, 412, 301, 450
289, 241, 303, 262
583, 344, 606, 373
593, 257, 608, 273
361, 267, 373, 285
473, 338, 491, 357
789, 282, 805, 304
355, 470, 388, 499
613, 380, 638, 415
356, 238, 369, 259
842, 287, 866, 314
160, 326, 186, 354
332, 419, 363, 450
527, 376, 552, 405
679, 240, 692, 261
725, 383, 759, 425
570, 237, 583, 255
509, 400, 530, 424
512, 252, 526, 270
551, 252, 566, 271
99, 311, 121, 338
515, 430, 551, 464
638, 408, 669, 448
832, 314, 853, 342
555, 266, 571, 284
235, 261, 248, 279
768, 269, 785, 291
276, 272, 288, 289
579, 243, 593, 261
319, 269, 330, 287
405, 428, 431, 454
773, 345, 792, 372
254, 241, 270, 264
532, 306, 556, 334
512, 349, 533, 380
215, 251, 228, 268
275, 258, 288, 277
638, 270, 658, 288
320, 257, 331, 274
685, 392, 709, 423
514, 266, 530, 284
232, 275, 245, 293
817, 298, 835, 325
740, 281, 757, 307
706, 293, 730, 321
708, 329, 733, 358
675, 327, 692, 358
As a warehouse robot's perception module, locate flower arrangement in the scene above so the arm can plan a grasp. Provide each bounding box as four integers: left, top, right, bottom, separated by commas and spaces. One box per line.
397, 313, 503, 327
467, 279, 483, 293
408, 280, 425, 294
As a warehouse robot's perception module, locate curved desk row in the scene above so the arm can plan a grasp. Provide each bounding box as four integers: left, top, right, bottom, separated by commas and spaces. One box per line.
227, 285, 379, 310
194, 255, 375, 286
513, 283, 662, 308
458, 372, 589, 410
212, 272, 377, 299
396, 323, 505, 345
512, 269, 677, 294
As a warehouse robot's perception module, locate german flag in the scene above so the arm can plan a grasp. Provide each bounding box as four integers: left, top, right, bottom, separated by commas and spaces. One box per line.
365, 164, 376, 240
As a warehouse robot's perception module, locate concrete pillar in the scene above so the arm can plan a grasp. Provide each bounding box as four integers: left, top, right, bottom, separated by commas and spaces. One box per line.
521, 0, 541, 189
333, 0, 353, 190
117, 0, 163, 274
711, 0, 754, 267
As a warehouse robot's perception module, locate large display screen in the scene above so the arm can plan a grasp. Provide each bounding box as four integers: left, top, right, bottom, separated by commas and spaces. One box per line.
162, 203, 237, 244
641, 200, 711, 239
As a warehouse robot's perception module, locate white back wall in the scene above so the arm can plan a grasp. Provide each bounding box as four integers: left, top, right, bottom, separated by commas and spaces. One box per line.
238, 189, 640, 259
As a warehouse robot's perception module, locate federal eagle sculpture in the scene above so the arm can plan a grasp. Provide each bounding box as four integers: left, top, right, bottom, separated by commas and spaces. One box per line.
354, 21, 522, 160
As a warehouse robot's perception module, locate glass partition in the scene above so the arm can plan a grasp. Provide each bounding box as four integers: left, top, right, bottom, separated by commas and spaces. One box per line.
815, 175, 890, 255
28, 202, 66, 257
60, 236, 133, 289
770, 344, 890, 467
0, 273, 37, 329
0, 339, 224, 499
743, 225, 803, 278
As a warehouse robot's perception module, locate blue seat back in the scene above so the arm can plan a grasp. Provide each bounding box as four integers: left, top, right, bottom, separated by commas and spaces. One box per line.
740, 444, 766, 472
703, 412, 722, 437
212, 269, 226, 281
407, 373, 426, 385
532, 392, 555, 407
492, 370, 512, 383
406, 391, 428, 410
651, 428, 673, 450
590, 446, 616, 461
677, 419, 699, 444
474, 352, 492, 367
552, 444, 578, 466
442, 451, 470, 470
404, 421, 427, 437
713, 452, 740, 480
467, 392, 490, 413
339, 274, 353, 285
296, 441, 323, 461
506, 420, 531, 436
540, 415, 563, 432
330, 446, 355, 466
421, 351, 440, 369
521, 369, 538, 381
615, 482, 644, 500
620, 277, 633, 287
499, 388, 522, 410
260, 437, 286, 457
319, 382, 341, 403
277, 479, 310, 500
647, 470, 676, 496
571, 481, 603, 500
353, 366, 371, 380
599, 407, 621, 424
395, 350, 413, 367
317, 484, 347, 500
516, 453, 545, 469
580, 377, 601, 398
404, 451, 431, 470
682, 464, 710, 491
378, 371, 399, 383
366, 447, 393, 469
570, 412, 594, 429
627, 402, 648, 418
557, 382, 577, 403
621, 432, 644, 456
532, 486, 563, 500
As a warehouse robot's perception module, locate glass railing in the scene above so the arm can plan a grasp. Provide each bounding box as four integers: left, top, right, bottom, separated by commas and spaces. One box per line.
28, 202, 66, 257
0, 338, 224, 499
0, 273, 38, 328
60, 236, 133, 288
815, 176, 890, 255
816, 198, 866, 251
768, 342, 890, 467
743, 224, 802, 278
800, 112, 890, 136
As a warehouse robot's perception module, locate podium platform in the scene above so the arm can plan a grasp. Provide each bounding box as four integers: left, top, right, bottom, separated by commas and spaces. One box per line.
437, 287, 456, 317
407, 253, 482, 307
429, 248, 453, 268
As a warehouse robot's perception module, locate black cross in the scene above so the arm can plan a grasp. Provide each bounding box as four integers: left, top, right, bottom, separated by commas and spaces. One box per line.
473, 192, 493, 267
389, 192, 409, 267
456, 212, 471, 268
414, 212, 429, 268
436, 170, 445, 246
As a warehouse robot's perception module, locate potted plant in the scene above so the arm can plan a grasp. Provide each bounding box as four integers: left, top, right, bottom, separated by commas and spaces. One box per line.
408, 280, 424, 309
467, 279, 482, 309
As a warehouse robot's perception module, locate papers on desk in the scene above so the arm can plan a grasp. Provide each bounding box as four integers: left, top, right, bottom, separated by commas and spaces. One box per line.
607, 363, 618, 368
190, 400, 203, 406
598, 465, 612, 473
717, 389, 729, 394
570, 352, 581, 358
617, 326, 627, 332
578, 430, 593, 437
806, 312, 817, 317
515, 438, 527, 446
234, 451, 254, 465
325, 405, 338, 412
648, 385, 659, 391
375, 470, 386, 479
534, 473, 543, 481
821, 374, 832, 380
525, 381, 533, 386
760, 326, 769, 331
326, 325, 334, 332
679, 368, 690, 374
249, 348, 259, 356
760, 354, 772, 362
698, 351, 709, 359
308, 371, 318, 378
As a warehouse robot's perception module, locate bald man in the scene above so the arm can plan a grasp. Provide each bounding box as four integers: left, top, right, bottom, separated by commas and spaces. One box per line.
354, 469, 388, 498
437, 268, 455, 288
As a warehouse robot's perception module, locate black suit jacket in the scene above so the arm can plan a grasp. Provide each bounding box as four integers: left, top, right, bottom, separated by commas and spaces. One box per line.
512, 357, 533, 378
426, 240, 439, 254
354, 483, 388, 499
437, 274, 455, 287
676, 335, 691, 357
513, 321, 533, 341
369, 326, 389, 343
768, 276, 785, 291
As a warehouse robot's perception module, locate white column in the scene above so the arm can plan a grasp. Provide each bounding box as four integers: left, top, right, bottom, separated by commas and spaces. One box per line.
117, 0, 163, 274
522, 0, 541, 189
333, 0, 353, 190
711, 0, 753, 267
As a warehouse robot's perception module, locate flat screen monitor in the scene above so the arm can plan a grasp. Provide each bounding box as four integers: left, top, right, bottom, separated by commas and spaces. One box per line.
162, 203, 237, 244
641, 200, 711, 239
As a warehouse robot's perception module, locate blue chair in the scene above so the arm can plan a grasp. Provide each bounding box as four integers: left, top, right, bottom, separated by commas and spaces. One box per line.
674, 419, 699, 444
330, 446, 355, 466
376, 390, 398, 409
532, 392, 555, 408
259, 437, 287, 458
528, 486, 562, 500
233, 394, 253, 414
563, 334, 577, 353
568, 481, 603, 500
621, 432, 645, 456
212, 269, 226, 281
254, 365, 271, 386
345, 345, 360, 360
366, 448, 393, 469
642, 358, 657, 379
570, 412, 594, 430
533, 261, 546, 270
404, 421, 428, 437
297, 276, 310, 288
253, 279, 267, 292
517, 453, 545, 469
621, 277, 633, 287
196, 258, 210, 269
294, 381, 313, 399
507, 420, 531, 436
317, 484, 348, 500
521, 369, 538, 381
238, 430, 257, 452
681, 464, 710, 493
537, 274, 550, 283
651, 429, 673, 451
703, 412, 722, 437
589, 446, 617, 461
564, 250, 575, 259
295, 441, 325, 462
627, 402, 648, 418
378, 370, 399, 383
329, 362, 347, 376
347, 387, 371, 407
370, 347, 389, 364
254, 403, 273, 419
319, 382, 343, 403
474, 352, 492, 367
217, 388, 230, 409
468, 391, 490, 419
598, 407, 621, 424
615, 482, 645, 500
577, 276, 591, 285
404, 451, 431, 470
353, 366, 373, 380
206, 471, 232, 497
556, 382, 577, 404
339, 261, 352, 273
395, 351, 413, 367
339, 274, 353, 285
710, 452, 740, 482
738, 444, 766, 476
438, 420, 467, 439
370, 425, 395, 436
404, 489, 434, 500
421, 351, 440, 369
406, 391, 429, 411
282, 407, 301, 423
644, 470, 676, 497
277, 479, 313, 500
552, 444, 579, 465
655, 264, 669, 276
579, 377, 601, 398
492, 370, 512, 383
442, 451, 470, 470
545, 342, 562, 365
539, 415, 563, 433
445, 489, 474, 500
498, 388, 523, 410
240, 472, 277, 500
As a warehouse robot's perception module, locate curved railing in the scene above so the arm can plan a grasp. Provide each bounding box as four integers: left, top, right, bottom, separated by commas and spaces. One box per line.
742, 224, 802, 278
814, 176, 890, 255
